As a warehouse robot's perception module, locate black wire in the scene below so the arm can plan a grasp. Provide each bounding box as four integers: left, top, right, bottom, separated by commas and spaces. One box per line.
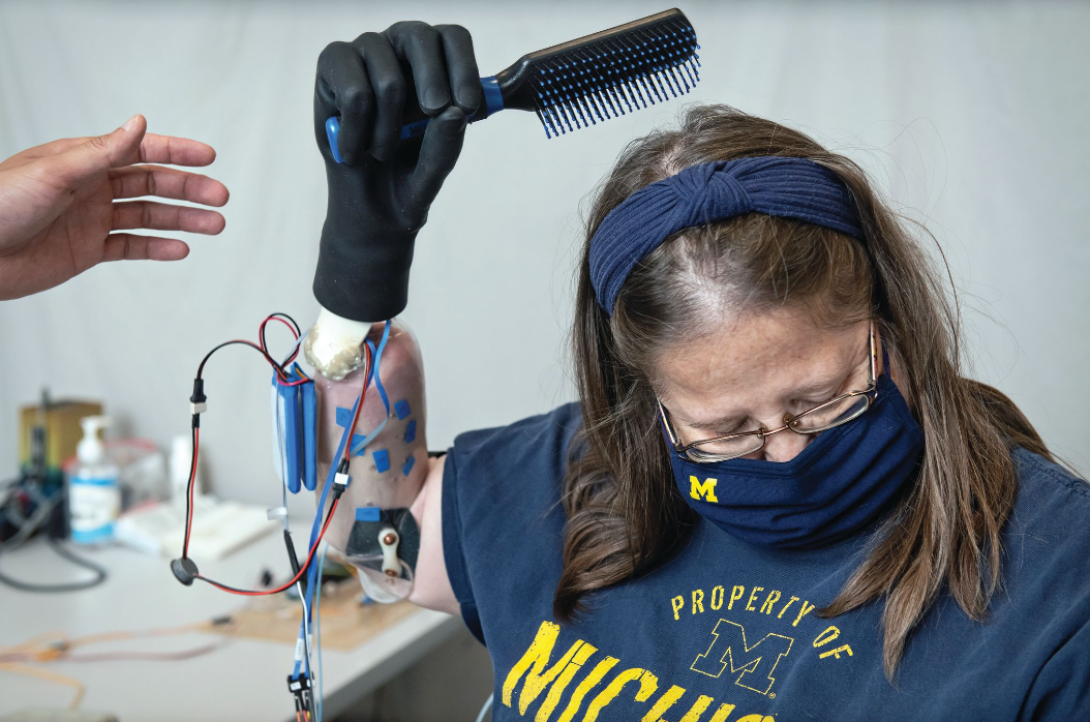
197, 339, 286, 380
274, 312, 303, 334
0, 537, 108, 593
259, 313, 303, 370
184, 314, 310, 565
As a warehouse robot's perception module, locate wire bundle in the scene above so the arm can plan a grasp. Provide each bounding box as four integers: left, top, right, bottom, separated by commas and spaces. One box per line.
290, 320, 392, 722
179, 313, 394, 722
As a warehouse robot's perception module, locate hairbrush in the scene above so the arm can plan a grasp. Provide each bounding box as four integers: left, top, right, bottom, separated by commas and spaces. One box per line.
325, 7, 700, 160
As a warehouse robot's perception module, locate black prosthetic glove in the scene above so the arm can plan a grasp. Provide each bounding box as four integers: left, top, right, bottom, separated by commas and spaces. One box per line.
312, 22, 482, 322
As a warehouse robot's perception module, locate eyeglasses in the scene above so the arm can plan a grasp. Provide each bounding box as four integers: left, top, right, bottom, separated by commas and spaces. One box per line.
658, 320, 880, 463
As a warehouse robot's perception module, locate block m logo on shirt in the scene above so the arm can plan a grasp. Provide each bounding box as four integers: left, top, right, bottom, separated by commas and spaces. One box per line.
689, 476, 719, 503
690, 619, 794, 697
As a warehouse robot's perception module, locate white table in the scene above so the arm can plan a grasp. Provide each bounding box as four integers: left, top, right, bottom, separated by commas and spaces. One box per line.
0, 532, 462, 721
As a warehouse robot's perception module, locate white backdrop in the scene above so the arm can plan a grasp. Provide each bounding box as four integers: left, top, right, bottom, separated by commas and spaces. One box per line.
1, 0, 1087, 506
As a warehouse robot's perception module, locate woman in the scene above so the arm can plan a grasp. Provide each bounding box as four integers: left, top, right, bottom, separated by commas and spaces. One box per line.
313, 24, 1090, 722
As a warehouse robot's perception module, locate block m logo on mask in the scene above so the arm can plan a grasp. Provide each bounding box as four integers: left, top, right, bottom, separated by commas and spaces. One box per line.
690, 619, 794, 696
689, 476, 719, 503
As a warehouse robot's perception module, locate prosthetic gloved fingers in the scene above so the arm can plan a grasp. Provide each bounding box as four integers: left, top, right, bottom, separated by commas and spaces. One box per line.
310, 24, 480, 380
313, 39, 373, 167
313, 321, 428, 602
432, 24, 485, 116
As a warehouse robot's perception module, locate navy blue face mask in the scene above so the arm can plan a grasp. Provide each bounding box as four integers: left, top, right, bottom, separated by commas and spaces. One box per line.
667, 373, 925, 550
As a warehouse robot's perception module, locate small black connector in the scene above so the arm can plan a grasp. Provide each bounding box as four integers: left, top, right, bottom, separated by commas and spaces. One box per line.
190, 378, 207, 420
190, 378, 206, 404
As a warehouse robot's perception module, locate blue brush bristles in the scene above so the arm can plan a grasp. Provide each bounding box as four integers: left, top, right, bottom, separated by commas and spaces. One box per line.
532, 20, 700, 139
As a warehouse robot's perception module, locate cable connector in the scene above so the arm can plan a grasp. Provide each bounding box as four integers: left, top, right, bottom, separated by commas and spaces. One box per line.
287, 674, 310, 693
333, 472, 351, 500
287, 672, 311, 721
332, 458, 351, 500
190, 378, 208, 416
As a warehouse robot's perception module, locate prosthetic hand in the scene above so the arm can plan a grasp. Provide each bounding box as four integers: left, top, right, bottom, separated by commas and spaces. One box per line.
314, 320, 428, 602
306, 22, 482, 379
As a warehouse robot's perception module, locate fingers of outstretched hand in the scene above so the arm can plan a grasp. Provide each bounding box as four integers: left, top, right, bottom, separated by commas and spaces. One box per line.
411, 106, 467, 207
109, 165, 229, 206
434, 25, 482, 115
102, 234, 189, 263
316, 40, 373, 166
111, 201, 225, 235
48, 115, 218, 189
137, 133, 217, 167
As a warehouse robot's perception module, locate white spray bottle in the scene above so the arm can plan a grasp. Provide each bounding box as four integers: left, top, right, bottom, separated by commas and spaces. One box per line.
68, 416, 121, 544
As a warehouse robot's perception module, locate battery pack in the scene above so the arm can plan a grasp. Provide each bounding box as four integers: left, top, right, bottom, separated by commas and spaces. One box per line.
271, 367, 318, 493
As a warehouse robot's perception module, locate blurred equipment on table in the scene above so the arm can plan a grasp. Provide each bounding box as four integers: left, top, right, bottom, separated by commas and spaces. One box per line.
0, 391, 108, 592
114, 433, 275, 560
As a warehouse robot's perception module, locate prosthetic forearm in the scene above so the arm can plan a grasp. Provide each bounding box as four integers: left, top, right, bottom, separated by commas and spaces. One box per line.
313, 320, 428, 602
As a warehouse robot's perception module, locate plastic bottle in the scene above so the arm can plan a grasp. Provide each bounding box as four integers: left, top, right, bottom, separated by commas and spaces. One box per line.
68, 416, 121, 544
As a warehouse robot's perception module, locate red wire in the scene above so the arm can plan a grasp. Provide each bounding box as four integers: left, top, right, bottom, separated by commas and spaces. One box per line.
260, 316, 301, 367
195, 498, 339, 596
182, 427, 199, 559
183, 313, 326, 594
278, 374, 312, 387
261, 316, 299, 341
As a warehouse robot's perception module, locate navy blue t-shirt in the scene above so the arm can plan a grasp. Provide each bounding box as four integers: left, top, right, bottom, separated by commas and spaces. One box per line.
442, 403, 1090, 722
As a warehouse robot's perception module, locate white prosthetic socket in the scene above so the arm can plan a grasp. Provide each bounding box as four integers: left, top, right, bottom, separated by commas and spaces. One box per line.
304, 307, 372, 381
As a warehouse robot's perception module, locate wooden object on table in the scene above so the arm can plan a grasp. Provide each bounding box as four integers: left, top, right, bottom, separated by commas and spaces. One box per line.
214, 578, 419, 651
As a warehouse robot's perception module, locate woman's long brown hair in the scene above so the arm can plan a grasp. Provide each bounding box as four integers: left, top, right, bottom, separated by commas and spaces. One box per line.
555, 105, 1053, 678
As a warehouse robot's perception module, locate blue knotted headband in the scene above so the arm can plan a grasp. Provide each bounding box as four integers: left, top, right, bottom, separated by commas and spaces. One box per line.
589, 156, 865, 314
